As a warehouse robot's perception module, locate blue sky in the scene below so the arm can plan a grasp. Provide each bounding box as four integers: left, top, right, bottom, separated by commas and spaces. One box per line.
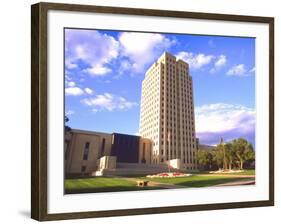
64, 28, 255, 146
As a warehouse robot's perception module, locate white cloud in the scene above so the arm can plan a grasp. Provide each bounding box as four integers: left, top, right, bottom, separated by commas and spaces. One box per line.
65, 59, 78, 69
65, 87, 84, 96
214, 55, 227, 67
176, 51, 214, 69
65, 81, 94, 96
196, 103, 254, 132
65, 29, 119, 77
92, 108, 99, 113
84, 87, 94, 95
66, 30, 176, 76
84, 65, 112, 76
67, 81, 76, 87
65, 110, 74, 116
227, 64, 247, 76
119, 32, 164, 56
119, 59, 131, 74
195, 103, 255, 145
119, 32, 175, 73
249, 66, 256, 73
210, 55, 227, 73
81, 93, 138, 112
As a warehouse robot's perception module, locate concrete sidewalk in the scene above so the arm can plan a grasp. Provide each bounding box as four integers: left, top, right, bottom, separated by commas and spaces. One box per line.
215, 179, 255, 186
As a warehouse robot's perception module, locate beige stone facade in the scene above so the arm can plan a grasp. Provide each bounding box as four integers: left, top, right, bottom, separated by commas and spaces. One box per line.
65, 130, 153, 176
138, 138, 152, 164
65, 129, 112, 176
139, 52, 197, 170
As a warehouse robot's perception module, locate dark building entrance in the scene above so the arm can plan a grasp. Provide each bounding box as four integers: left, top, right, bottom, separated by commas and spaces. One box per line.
111, 133, 140, 163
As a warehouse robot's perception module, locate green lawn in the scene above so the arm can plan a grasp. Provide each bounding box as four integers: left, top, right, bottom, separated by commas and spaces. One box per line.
226, 169, 255, 175
65, 171, 255, 194
65, 177, 163, 194
141, 175, 254, 188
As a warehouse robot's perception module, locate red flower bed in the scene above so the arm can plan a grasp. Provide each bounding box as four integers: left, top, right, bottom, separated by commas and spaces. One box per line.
147, 172, 192, 178
159, 173, 169, 177
172, 172, 182, 176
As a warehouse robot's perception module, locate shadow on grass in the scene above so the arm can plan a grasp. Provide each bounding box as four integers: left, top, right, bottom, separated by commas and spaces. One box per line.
174, 177, 254, 187
65, 186, 164, 194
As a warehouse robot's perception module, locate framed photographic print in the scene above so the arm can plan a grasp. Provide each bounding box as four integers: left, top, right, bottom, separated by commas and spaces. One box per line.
31, 2, 274, 221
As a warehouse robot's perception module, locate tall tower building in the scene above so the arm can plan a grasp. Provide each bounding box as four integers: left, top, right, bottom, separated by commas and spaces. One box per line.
139, 52, 197, 170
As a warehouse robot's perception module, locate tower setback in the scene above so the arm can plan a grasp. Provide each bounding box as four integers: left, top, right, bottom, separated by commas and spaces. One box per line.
139, 52, 197, 170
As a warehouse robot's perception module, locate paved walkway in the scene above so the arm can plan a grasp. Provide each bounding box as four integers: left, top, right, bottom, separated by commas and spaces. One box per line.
215, 179, 255, 186
146, 180, 186, 189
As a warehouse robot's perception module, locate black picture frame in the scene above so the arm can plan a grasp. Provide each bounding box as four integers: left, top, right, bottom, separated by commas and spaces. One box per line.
31, 2, 274, 221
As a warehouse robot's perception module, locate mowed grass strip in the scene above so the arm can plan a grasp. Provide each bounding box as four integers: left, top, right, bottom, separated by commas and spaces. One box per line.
65, 171, 255, 194
65, 177, 163, 194
226, 169, 255, 175
142, 175, 254, 188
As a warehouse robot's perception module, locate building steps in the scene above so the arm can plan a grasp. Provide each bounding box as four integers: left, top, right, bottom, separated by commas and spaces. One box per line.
92, 162, 187, 176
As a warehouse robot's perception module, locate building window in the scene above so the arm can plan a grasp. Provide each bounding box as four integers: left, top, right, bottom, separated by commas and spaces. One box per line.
81, 165, 86, 172
101, 138, 106, 157
83, 142, 90, 160
142, 143, 146, 164
64, 140, 70, 160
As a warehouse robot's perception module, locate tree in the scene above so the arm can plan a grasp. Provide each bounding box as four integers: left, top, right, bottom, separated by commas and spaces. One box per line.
65, 115, 71, 132
197, 149, 213, 170
224, 143, 236, 170
232, 138, 254, 169
197, 150, 208, 166
244, 143, 255, 168
245, 143, 255, 161
212, 145, 224, 169
220, 137, 228, 170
